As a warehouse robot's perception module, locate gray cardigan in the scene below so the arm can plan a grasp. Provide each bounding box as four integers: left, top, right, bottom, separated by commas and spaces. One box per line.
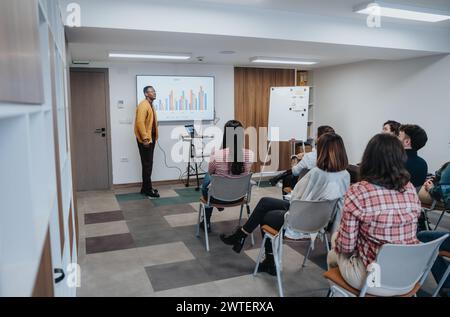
285, 167, 350, 238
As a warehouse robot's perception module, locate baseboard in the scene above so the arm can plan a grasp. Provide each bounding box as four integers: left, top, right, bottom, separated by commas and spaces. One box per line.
112, 178, 205, 189
112, 171, 284, 189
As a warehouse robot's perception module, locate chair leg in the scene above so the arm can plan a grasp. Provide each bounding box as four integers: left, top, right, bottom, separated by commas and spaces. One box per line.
253, 235, 267, 276
433, 265, 450, 297
239, 204, 244, 226
202, 205, 210, 252
302, 239, 313, 268
434, 210, 446, 231
277, 234, 284, 271
196, 203, 202, 237
422, 209, 431, 231
272, 239, 284, 297
324, 232, 330, 253
246, 204, 255, 246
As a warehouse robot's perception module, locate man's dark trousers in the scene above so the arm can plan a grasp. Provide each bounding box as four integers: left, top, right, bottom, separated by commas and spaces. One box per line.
137, 140, 155, 193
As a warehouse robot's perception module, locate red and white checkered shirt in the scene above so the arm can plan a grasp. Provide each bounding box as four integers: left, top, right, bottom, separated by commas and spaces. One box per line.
335, 181, 421, 267
208, 148, 254, 176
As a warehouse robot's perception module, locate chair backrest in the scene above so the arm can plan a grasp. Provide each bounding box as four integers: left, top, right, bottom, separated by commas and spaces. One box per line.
208, 173, 252, 202
287, 199, 339, 233
374, 234, 449, 291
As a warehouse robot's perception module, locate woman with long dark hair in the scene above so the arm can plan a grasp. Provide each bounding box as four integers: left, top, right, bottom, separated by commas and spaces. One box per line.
220, 133, 350, 275
200, 120, 254, 232
328, 133, 421, 296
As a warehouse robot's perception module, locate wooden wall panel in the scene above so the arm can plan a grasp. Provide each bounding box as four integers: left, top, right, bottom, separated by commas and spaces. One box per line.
32, 228, 54, 297
69, 207, 74, 259
234, 67, 295, 172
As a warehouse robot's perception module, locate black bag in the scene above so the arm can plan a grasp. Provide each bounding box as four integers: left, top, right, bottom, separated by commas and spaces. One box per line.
417, 210, 431, 233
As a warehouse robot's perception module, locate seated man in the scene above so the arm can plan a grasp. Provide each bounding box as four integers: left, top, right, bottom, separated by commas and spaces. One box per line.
269, 125, 335, 193
398, 124, 428, 189
419, 161, 450, 207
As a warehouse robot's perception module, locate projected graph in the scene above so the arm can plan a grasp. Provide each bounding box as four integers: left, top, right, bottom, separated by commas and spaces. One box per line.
155, 87, 208, 112
137, 76, 214, 122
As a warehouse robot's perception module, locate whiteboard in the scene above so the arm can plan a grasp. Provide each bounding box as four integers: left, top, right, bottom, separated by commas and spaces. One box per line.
268, 87, 310, 142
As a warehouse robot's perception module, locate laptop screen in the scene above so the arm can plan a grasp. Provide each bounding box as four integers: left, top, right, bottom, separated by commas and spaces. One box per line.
185, 124, 196, 137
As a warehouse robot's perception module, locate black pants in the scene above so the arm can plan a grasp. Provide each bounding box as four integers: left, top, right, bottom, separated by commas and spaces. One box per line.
243, 197, 290, 254
137, 139, 155, 192
282, 174, 299, 194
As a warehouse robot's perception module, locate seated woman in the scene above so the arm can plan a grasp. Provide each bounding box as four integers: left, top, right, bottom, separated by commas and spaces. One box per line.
269, 125, 335, 193
200, 120, 254, 232
327, 133, 421, 296
220, 133, 350, 275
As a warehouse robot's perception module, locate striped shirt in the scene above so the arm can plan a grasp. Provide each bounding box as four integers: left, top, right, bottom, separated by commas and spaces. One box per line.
335, 181, 421, 267
208, 148, 254, 176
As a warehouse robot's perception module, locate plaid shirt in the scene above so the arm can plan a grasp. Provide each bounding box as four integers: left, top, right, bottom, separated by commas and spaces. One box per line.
335, 181, 421, 267
208, 148, 254, 176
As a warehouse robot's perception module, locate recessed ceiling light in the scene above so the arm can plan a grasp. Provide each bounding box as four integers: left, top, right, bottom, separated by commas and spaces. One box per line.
109, 52, 191, 60
354, 1, 450, 22
250, 57, 318, 65
220, 51, 236, 54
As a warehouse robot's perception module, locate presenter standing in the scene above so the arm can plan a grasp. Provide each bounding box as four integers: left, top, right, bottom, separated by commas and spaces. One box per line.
135, 86, 160, 198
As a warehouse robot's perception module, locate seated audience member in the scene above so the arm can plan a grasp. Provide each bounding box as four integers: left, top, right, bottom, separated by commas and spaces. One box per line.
382, 120, 401, 136
269, 125, 335, 192
419, 161, 450, 207
327, 134, 421, 296
200, 120, 254, 232
220, 133, 350, 275
344, 120, 401, 186
398, 124, 428, 188
417, 231, 450, 297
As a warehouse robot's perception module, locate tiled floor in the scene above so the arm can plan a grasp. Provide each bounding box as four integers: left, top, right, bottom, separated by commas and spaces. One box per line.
75, 182, 449, 297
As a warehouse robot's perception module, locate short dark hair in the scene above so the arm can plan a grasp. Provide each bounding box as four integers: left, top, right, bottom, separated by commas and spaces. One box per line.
143, 86, 154, 95
383, 120, 401, 136
316, 133, 348, 172
400, 124, 428, 151
360, 134, 410, 191
317, 125, 335, 139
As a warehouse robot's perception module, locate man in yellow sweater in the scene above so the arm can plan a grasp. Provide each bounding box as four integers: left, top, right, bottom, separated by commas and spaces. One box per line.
135, 86, 160, 198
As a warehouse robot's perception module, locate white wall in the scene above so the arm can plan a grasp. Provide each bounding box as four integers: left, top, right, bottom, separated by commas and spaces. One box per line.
314, 54, 450, 172
76, 62, 234, 185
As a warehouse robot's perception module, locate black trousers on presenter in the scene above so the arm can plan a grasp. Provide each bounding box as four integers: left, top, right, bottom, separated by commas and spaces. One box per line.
137, 139, 155, 193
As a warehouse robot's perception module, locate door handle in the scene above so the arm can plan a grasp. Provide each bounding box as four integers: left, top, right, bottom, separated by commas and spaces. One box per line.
94, 128, 106, 134
54, 268, 65, 284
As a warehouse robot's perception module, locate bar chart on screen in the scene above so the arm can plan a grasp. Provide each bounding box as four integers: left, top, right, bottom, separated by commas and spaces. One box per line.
137, 75, 215, 122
